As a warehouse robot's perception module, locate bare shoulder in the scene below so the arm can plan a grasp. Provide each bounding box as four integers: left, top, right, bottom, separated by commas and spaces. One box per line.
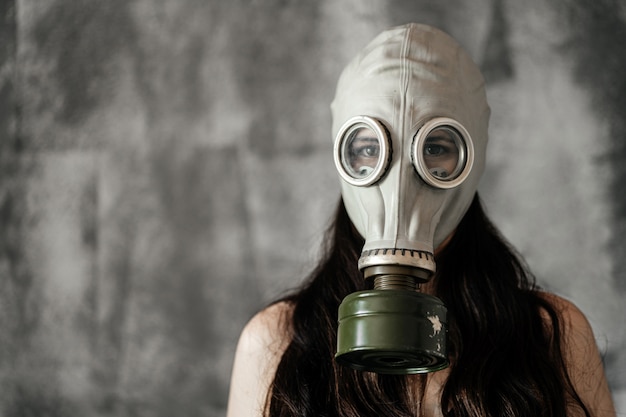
226, 302, 294, 417
537, 291, 591, 329
238, 301, 294, 355
537, 291, 617, 417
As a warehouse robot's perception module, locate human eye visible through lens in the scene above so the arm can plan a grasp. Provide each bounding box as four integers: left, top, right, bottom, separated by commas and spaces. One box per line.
347, 129, 380, 177
422, 128, 461, 179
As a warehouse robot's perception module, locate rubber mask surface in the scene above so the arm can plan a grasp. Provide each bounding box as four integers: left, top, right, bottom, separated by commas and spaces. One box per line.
332, 23, 490, 374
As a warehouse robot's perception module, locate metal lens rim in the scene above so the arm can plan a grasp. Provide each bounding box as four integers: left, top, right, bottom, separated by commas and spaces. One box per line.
412, 117, 474, 189
334, 116, 391, 187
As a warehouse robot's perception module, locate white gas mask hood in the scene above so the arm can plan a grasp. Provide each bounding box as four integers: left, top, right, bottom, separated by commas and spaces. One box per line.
332, 23, 490, 374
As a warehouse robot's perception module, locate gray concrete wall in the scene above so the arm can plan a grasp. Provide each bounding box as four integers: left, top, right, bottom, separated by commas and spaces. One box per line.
0, 0, 624, 416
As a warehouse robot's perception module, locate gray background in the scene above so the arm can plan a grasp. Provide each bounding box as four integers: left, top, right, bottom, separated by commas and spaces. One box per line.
1, 0, 625, 416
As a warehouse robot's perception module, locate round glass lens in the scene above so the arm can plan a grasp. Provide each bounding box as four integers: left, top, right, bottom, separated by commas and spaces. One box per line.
422, 126, 465, 181
334, 116, 391, 186
342, 125, 382, 179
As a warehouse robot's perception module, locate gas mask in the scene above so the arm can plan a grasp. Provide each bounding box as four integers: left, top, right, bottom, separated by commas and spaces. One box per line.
332, 24, 490, 374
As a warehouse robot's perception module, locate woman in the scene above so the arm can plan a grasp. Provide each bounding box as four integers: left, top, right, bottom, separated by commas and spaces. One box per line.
226, 23, 616, 417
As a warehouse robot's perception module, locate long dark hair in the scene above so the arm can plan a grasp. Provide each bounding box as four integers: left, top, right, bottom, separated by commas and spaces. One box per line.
267, 194, 591, 417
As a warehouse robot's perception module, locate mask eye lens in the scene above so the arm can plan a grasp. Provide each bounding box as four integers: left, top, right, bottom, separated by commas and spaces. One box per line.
412, 118, 474, 189
335, 116, 391, 186
423, 127, 463, 180
345, 127, 381, 179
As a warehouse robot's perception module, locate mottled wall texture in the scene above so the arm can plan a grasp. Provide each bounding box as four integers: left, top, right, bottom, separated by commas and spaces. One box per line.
0, 0, 625, 416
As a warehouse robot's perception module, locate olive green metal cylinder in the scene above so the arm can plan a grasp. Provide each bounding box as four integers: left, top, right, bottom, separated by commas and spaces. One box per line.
336, 290, 448, 374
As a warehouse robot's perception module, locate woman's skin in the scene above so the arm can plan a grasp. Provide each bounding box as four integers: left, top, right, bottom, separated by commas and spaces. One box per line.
226, 237, 617, 417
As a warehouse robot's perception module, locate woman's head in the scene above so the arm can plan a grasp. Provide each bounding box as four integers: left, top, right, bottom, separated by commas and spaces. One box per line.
331, 23, 490, 279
